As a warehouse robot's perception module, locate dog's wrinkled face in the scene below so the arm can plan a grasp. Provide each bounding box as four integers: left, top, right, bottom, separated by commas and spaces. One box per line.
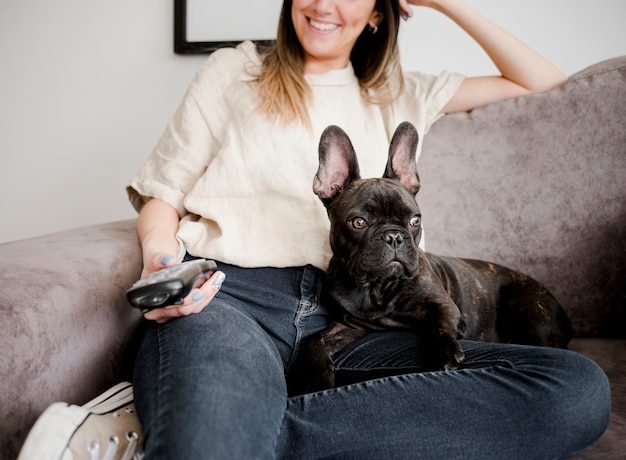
326, 178, 422, 283
314, 122, 423, 285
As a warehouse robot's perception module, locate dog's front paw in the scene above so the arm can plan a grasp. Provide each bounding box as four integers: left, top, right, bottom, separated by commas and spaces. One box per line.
432, 336, 465, 371
307, 362, 336, 393
302, 342, 337, 393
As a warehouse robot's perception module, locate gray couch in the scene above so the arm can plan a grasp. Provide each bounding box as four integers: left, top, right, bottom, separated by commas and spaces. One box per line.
2, 56, 625, 459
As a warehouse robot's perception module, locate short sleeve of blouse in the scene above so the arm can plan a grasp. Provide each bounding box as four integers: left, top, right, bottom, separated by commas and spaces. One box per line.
126, 42, 260, 216
395, 70, 465, 134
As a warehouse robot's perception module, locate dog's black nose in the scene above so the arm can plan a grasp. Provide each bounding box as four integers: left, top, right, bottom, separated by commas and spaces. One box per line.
384, 231, 404, 248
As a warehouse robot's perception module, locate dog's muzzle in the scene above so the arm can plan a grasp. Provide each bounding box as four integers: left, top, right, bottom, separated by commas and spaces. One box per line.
384, 230, 406, 249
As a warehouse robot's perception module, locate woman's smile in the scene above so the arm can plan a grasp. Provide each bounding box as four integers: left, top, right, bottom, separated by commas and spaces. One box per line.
307, 17, 339, 32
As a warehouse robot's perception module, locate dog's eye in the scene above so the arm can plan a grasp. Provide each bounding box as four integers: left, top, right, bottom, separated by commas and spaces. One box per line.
350, 217, 368, 229
410, 216, 421, 227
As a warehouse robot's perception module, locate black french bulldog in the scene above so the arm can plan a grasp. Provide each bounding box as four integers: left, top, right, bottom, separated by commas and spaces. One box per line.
304, 121, 572, 392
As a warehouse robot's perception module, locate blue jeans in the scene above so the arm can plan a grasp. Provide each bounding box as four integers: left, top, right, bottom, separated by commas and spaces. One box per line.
133, 263, 610, 459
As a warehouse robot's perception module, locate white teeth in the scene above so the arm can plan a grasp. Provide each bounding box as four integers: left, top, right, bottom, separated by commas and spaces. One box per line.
309, 18, 338, 31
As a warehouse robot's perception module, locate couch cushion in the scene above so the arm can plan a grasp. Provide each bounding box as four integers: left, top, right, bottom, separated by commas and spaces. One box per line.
418, 57, 626, 337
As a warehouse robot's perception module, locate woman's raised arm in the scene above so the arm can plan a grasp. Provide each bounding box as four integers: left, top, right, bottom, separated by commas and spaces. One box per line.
400, 0, 568, 112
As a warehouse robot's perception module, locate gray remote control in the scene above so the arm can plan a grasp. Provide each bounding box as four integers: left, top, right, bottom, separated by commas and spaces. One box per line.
127, 259, 217, 309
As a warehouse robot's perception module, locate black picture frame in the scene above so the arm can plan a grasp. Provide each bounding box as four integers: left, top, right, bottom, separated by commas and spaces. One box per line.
174, 0, 275, 55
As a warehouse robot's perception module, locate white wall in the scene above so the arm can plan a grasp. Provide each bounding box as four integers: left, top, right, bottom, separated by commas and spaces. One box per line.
1, 0, 625, 243
399, 0, 626, 76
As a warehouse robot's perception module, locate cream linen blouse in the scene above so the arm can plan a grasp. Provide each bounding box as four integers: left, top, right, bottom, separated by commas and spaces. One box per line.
127, 41, 463, 270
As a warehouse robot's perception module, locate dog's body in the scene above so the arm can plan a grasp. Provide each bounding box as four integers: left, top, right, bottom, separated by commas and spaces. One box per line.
305, 122, 571, 392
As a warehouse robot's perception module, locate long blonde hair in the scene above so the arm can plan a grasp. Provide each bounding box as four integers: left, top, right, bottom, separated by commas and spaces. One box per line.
255, 0, 404, 126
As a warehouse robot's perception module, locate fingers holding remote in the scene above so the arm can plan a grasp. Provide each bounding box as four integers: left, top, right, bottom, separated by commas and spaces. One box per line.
143, 270, 226, 324
141, 253, 177, 278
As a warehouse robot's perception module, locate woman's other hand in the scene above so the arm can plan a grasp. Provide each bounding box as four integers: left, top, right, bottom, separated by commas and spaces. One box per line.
142, 267, 226, 324
399, 0, 457, 20
136, 198, 226, 323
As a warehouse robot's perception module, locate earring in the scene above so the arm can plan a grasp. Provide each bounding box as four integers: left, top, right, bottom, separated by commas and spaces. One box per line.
368, 24, 378, 34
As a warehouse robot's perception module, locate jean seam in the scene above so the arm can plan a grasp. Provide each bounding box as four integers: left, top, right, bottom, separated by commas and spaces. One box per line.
294, 363, 517, 400
152, 322, 173, 453
334, 358, 516, 372
334, 364, 423, 372
290, 301, 315, 370
460, 359, 516, 370
288, 267, 324, 371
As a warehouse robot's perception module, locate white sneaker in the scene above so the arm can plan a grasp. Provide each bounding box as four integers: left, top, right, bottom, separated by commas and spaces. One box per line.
18, 382, 143, 460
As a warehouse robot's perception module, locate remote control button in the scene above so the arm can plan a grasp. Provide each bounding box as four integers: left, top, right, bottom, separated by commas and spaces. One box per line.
140, 292, 171, 307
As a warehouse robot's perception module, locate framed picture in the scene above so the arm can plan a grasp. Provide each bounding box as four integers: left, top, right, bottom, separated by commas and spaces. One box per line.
174, 0, 282, 54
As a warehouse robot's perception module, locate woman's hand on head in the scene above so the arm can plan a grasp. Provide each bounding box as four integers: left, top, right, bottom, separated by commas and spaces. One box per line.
140, 253, 226, 324
398, 0, 415, 20
399, 0, 459, 19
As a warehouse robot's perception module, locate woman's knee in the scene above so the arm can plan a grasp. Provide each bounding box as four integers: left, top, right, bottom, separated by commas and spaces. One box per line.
547, 350, 610, 450
170, 301, 284, 378
490, 347, 611, 457
134, 300, 288, 419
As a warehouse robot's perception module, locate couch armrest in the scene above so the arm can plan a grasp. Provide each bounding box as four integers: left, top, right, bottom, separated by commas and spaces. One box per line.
0, 219, 143, 456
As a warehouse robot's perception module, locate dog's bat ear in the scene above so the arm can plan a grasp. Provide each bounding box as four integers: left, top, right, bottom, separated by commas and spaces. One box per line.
384, 122, 421, 195
313, 125, 361, 206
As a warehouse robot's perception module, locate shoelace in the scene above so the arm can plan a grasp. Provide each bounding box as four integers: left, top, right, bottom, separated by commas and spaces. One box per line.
87, 431, 142, 460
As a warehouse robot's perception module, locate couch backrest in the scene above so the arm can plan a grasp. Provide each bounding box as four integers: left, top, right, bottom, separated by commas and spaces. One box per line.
417, 56, 626, 338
